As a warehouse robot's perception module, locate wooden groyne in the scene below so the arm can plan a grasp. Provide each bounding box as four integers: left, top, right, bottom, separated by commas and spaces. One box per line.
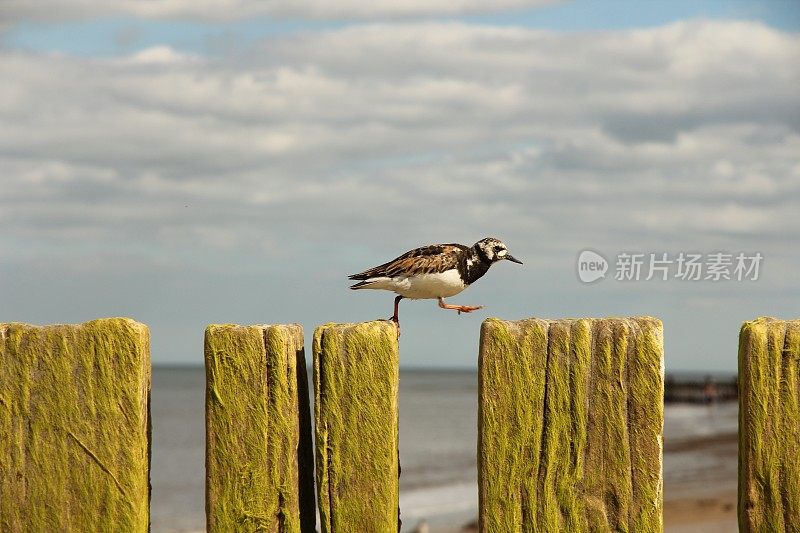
5, 314, 800, 532
0, 319, 151, 532
738, 317, 799, 532
313, 321, 400, 532
478, 317, 664, 532
205, 324, 315, 532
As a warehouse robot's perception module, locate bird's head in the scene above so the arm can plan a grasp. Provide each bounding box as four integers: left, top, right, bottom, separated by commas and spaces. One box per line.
474, 237, 523, 265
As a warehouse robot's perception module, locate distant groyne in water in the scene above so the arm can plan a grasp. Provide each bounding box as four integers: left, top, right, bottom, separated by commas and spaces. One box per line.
665, 374, 738, 403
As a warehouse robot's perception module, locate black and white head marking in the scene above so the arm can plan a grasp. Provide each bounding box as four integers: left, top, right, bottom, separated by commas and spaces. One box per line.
475, 237, 509, 263
456, 237, 520, 285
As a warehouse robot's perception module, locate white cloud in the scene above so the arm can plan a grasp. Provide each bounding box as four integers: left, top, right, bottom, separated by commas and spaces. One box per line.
1, 0, 559, 23
1, 20, 799, 261
125, 45, 197, 65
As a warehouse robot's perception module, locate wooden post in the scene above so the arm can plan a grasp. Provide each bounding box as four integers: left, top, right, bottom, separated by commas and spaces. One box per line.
478, 317, 664, 532
738, 317, 800, 532
313, 321, 400, 533
0, 318, 151, 532
205, 324, 315, 533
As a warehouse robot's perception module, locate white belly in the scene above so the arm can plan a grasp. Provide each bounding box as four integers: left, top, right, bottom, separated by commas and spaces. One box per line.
393, 269, 466, 299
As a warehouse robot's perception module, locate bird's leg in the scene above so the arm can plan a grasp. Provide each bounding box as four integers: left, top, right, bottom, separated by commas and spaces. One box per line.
437, 297, 483, 315
390, 295, 403, 323
389, 295, 403, 337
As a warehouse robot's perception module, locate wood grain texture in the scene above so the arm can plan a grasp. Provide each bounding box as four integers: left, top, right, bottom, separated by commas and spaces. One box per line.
478, 317, 664, 533
0, 318, 151, 532
313, 321, 400, 533
205, 323, 315, 533
738, 317, 800, 533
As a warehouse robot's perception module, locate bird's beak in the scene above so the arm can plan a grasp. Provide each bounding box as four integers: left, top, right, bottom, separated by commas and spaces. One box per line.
505, 254, 523, 264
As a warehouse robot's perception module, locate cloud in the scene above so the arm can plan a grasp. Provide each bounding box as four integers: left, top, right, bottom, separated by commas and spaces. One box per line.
2, 20, 798, 262
1, 0, 560, 23
0, 21, 798, 269
125, 45, 198, 64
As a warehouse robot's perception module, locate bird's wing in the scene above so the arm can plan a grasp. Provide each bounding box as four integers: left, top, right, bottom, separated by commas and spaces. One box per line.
348, 243, 468, 280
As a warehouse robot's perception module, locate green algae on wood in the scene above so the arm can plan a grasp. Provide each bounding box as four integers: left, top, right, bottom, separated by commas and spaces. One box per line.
627, 317, 666, 531
738, 317, 800, 533
478, 317, 664, 533
0, 318, 151, 533
205, 324, 315, 533
313, 321, 400, 533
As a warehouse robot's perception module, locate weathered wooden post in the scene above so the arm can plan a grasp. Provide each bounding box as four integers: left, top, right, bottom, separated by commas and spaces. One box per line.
205, 324, 315, 532
0, 318, 151, 532
478, 317, 664, 532
313, 321, 400, 533
738, 317, 800, 532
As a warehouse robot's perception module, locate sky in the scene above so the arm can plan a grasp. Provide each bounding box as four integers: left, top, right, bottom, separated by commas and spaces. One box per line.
1, 0, 798, 370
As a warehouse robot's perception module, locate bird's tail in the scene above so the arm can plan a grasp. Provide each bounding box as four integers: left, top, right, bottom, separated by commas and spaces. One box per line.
349, 276, 392, 290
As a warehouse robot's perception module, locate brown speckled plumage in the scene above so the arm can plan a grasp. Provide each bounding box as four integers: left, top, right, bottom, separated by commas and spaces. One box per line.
349, 244, 469, 283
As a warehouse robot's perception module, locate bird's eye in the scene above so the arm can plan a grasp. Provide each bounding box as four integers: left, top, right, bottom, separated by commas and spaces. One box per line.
493, 246, 502, 252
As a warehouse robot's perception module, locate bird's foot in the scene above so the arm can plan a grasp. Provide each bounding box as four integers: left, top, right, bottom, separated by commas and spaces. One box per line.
437, 297, 484, 315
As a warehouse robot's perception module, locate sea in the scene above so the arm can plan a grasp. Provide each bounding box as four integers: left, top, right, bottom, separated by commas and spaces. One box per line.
150, 367, 738, 532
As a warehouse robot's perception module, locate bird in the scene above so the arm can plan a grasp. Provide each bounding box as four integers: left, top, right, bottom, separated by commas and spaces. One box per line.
349, 237, 522, 334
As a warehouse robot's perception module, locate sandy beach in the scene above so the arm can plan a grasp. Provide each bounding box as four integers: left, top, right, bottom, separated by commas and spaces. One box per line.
663, 431, 738, 532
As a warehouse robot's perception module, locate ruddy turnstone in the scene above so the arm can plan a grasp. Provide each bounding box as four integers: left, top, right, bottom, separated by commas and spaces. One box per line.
349, 238, 522, 333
